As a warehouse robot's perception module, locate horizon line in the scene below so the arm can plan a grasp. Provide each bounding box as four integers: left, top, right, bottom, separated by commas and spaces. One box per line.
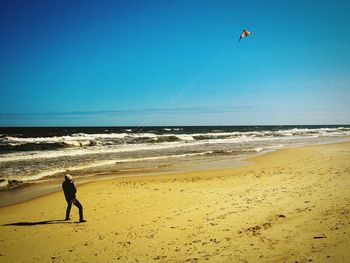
1, 124, 350, 128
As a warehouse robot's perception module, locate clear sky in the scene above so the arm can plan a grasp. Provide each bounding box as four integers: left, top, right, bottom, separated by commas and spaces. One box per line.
1, 0, 349, 126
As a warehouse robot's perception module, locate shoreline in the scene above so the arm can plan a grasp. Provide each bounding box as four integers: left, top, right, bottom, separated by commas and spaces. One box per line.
0, 140, 348, 207
0, 150, 256, 207
1, 141, 349, 262
2, 125, 349, 193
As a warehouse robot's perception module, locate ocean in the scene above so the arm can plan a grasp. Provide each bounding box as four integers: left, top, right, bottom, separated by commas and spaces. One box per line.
1, 125, 350, 191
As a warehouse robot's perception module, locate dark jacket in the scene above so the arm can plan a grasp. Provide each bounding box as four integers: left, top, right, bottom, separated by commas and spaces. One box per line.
62, 180, 77, 201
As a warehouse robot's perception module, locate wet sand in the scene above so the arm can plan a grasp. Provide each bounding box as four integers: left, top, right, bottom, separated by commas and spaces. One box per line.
0, 142, 349, 262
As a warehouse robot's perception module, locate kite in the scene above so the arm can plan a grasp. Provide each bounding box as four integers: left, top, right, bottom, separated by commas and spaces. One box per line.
239, 29, 252, 42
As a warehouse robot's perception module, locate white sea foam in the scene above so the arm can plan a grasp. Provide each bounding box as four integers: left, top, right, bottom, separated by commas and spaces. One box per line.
163, 128, 183, 131
2, 126, 350, 187
2, 151, 214, 182
0, 180, 8, 188
2, 127, 350, 145
0, 141, 184, 162
254, 144, 284, 152
1, 127, 350, 163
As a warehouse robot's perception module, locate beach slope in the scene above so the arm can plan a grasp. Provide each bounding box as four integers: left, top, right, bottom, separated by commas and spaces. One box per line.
0, 142, 349, 262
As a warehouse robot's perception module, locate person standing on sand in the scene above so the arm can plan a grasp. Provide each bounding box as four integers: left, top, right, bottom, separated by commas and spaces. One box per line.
62, 174, 86, 223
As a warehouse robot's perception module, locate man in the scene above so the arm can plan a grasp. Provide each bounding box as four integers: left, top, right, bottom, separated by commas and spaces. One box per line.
62, 174, 86, 223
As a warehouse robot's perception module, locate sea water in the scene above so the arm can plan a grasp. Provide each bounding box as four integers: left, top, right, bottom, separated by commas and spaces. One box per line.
1, 125, 350, 190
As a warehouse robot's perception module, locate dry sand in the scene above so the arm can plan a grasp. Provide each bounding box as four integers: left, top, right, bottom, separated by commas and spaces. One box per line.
0, 142, 349, 262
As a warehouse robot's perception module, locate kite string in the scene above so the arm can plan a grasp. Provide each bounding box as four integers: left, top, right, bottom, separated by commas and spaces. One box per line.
133, 46, 233, 132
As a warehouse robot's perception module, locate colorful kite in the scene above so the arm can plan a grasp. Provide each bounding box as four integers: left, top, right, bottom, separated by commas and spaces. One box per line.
239, 29, 252, 42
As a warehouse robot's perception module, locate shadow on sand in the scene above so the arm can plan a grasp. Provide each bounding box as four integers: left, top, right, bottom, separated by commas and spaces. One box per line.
2, 219, 70, 226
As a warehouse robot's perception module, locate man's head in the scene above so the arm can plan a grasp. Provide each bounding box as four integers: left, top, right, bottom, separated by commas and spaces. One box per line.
65, 174, 73, 182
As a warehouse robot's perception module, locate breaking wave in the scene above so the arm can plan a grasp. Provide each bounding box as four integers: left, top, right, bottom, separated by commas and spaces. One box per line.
1, 125, 349, 186
1, 126, 350, 154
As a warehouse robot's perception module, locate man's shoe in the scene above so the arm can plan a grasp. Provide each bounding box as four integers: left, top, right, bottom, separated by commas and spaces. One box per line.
79, 219, 87, 223
65, 218, 70, 221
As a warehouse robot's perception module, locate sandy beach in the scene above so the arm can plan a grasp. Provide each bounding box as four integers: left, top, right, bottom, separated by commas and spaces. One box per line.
0, 142, 349, 262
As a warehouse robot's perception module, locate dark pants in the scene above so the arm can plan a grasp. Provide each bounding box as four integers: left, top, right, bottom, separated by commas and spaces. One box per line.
66, 198, 83, 221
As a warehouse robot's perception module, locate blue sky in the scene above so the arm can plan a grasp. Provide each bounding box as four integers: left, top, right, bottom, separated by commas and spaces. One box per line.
1, 0, 349, 126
